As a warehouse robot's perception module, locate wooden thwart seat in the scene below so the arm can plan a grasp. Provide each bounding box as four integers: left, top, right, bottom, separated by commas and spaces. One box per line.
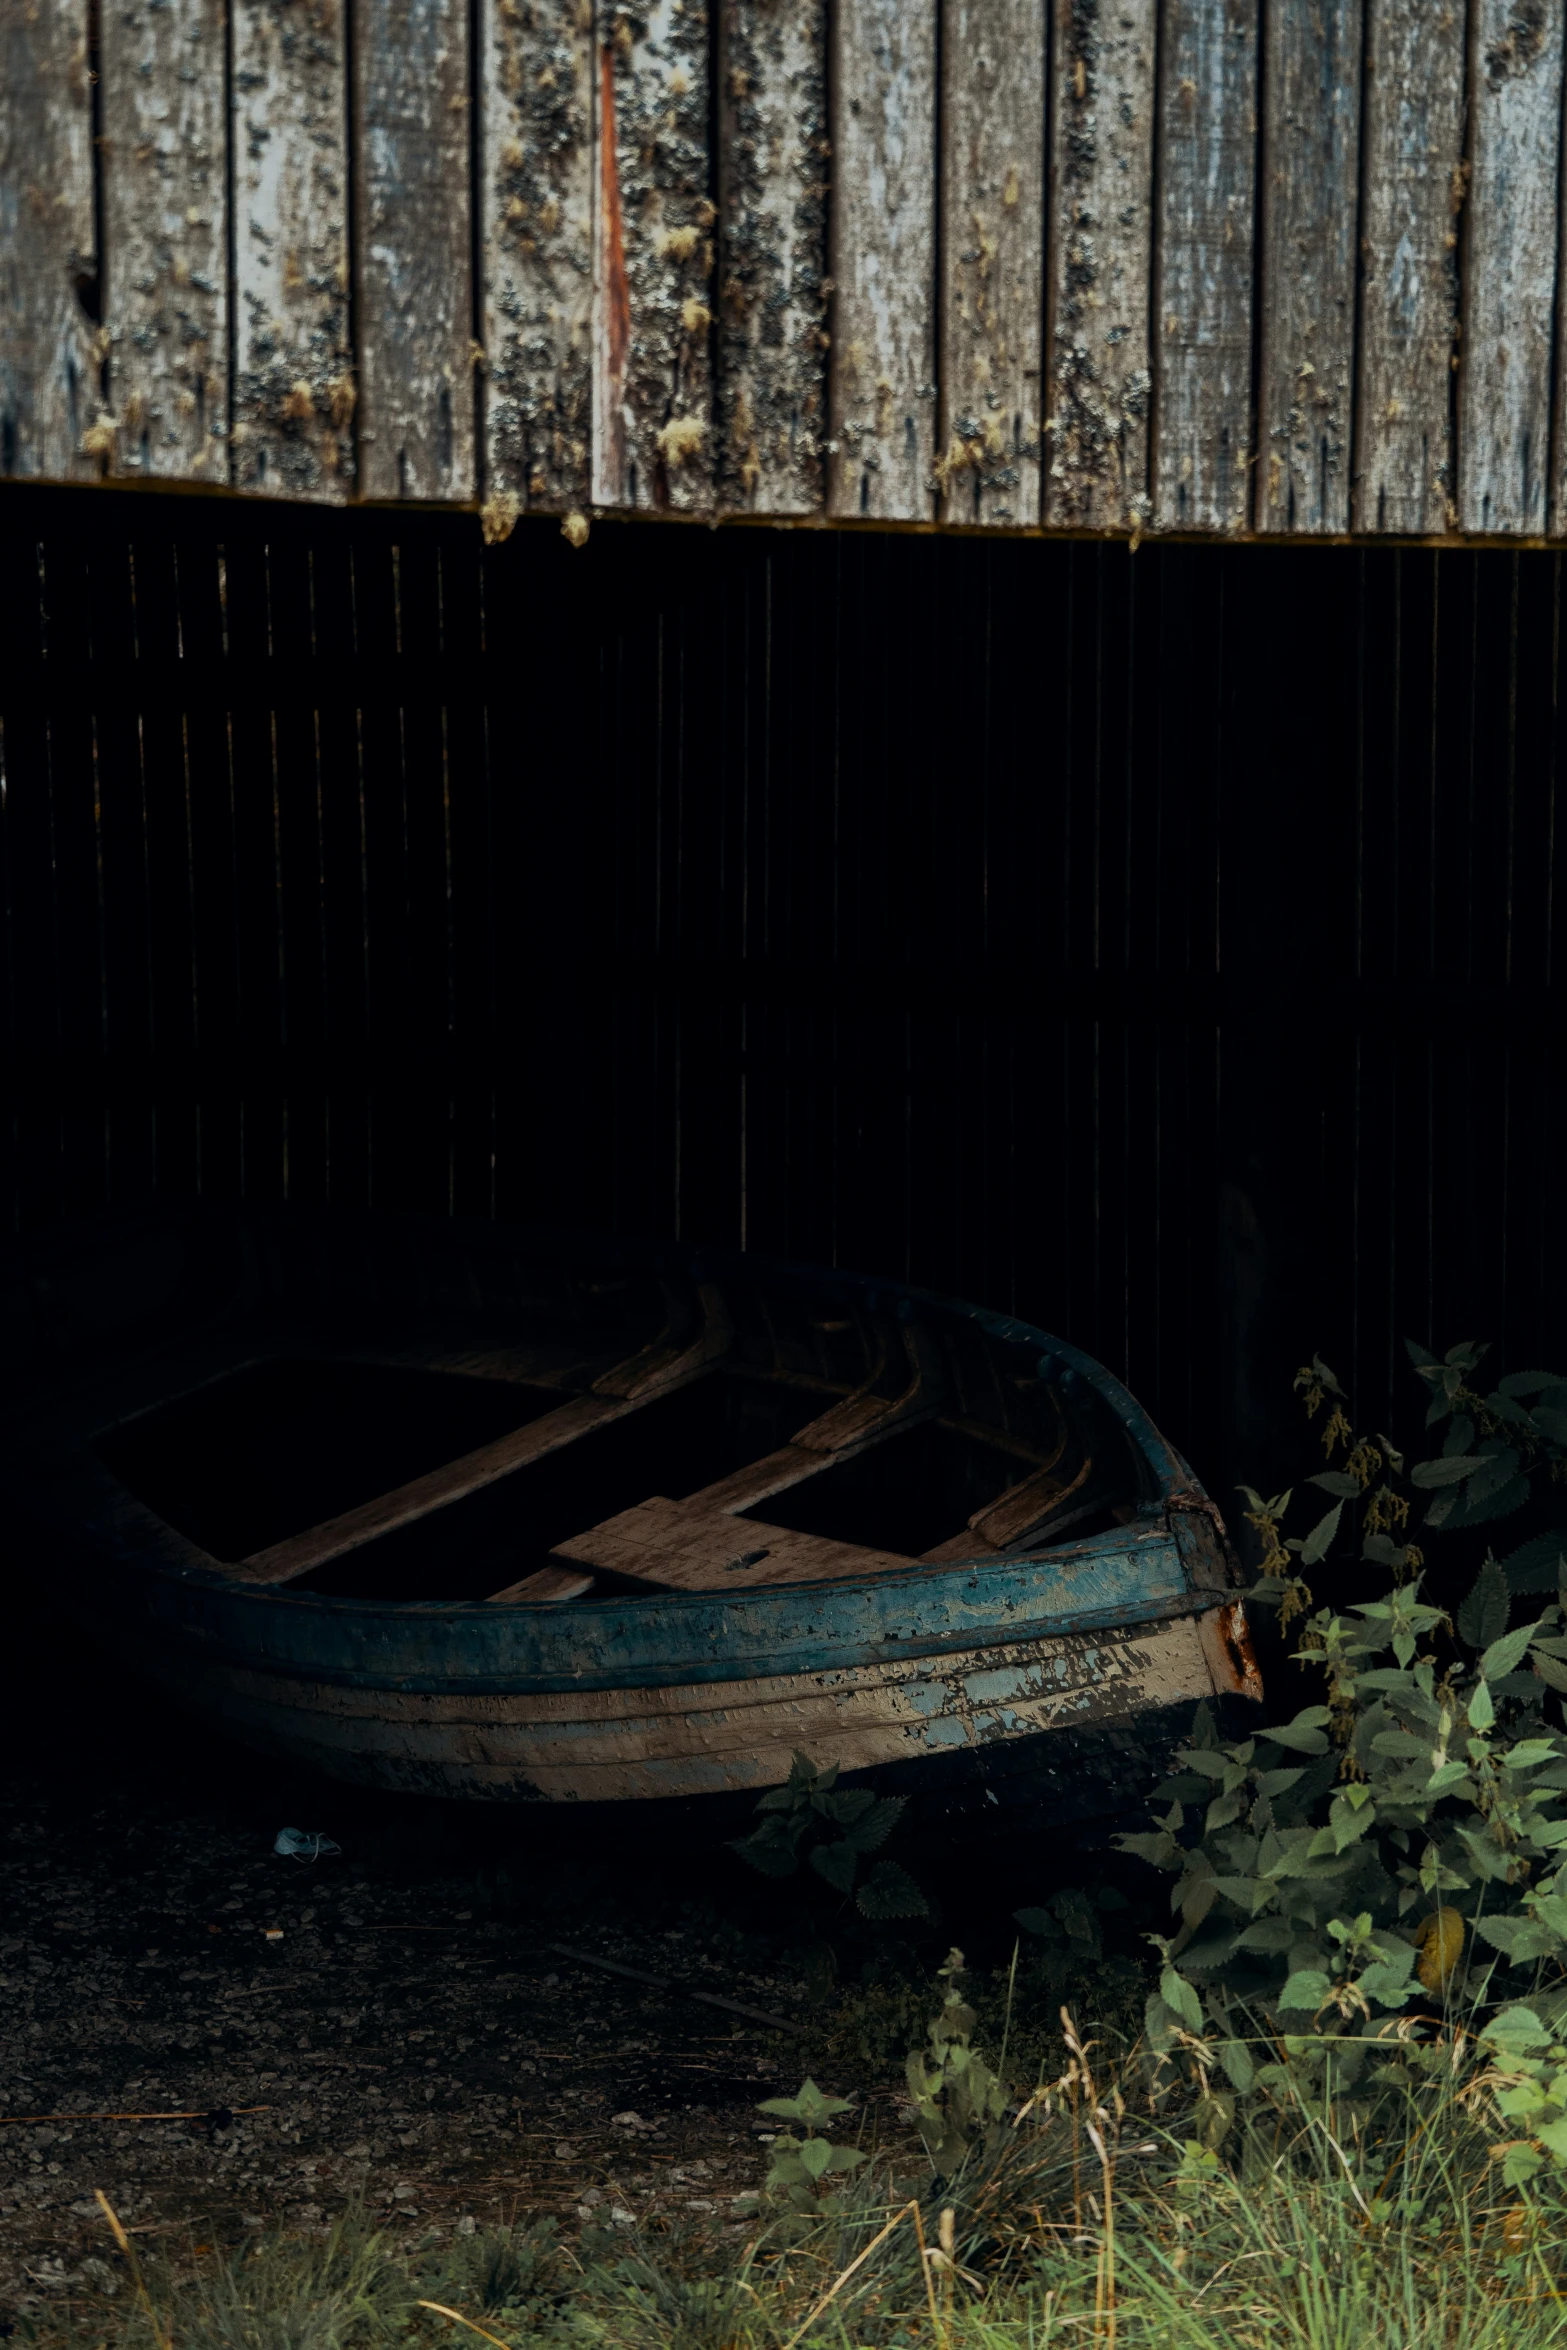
550, 1495, 915, 1594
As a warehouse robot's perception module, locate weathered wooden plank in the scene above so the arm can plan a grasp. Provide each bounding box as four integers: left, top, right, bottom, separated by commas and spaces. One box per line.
1152, 0, 1259, 534
554, 1493, 917, 1590
827, 0, 938, 522
231, 0, 355, 499
0, 1, 100, 480
1354, 0, 1467, 534
480, 0, 594, 521
591, 0, 715, 513
1044, 0, 1156, 532
938, 0, 1045, 527
355, 0, 475, 503
235, 1394, 627, 1583
717, 0, 829, 515
1255, 0, 1362, 533
486, 1565, 595, 1603
1461, 0, 1564, 535
99, 0, 228, 485
216, 1614, 1230, 1804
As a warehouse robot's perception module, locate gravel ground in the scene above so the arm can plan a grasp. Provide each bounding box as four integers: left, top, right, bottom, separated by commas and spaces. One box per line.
0, 1601, 847, 2326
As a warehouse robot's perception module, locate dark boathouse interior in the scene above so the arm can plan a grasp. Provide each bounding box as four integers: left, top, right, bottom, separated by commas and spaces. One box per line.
1, 493, 1560, 1506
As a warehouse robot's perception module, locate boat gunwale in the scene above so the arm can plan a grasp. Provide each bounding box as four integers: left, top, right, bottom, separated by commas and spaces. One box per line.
3, 1211, 1232, 1699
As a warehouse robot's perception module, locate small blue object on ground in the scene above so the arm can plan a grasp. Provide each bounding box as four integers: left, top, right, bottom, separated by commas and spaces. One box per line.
273, 1827, 341, 1861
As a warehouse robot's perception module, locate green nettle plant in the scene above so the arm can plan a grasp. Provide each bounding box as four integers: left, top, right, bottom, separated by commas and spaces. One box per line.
754, 2078, 867, 2210
905, 1948, 1009, 2176
1120, 1341, 1567, 2174
729, 1751, 928, 1918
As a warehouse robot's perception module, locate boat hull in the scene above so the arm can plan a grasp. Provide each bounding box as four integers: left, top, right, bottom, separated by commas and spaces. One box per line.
2, 1204, 1263, 1828
98, 1597, 1251, 1809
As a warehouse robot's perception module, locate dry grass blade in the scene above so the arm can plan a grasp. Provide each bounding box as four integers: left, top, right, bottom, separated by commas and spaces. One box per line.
776, 2198, 950, 2350
418, 2298, 520, 2350
95, 2188, 172, 2350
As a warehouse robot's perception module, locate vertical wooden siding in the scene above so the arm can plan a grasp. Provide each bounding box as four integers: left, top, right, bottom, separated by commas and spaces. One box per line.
8, 0, 1567, 538
3, 489, 1564, 1508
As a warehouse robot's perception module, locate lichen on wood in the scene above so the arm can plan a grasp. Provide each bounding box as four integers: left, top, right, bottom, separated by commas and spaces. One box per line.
1152, 0, 1258, 534
717, 0, 828, 516
0, 0, 100, 481
939, 0, 1044, 528
827, 0, 937, 523
1044, 0, 1154, 532
1256, 0, 1361, 534
1354, 0, 1466, 535
99, 0, 229, 484
232, 0, 355, 500
482, 0, 594, 515
592, 0, 715, 513
1460, 0, 1563, 535
356, 0, 475, 503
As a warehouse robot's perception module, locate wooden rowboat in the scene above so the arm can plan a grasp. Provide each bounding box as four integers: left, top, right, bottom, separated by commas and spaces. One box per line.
0, 1207, 1262, 1828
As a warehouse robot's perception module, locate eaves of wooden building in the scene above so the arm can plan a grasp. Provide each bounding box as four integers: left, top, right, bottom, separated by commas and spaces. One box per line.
3, 0, 1561, 542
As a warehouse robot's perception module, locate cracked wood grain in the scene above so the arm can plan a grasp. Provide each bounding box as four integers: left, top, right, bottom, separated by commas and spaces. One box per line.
232, 0, 355, 499
1256, 0, 1362, 534
1461, 0, 1563, 535
828, 0, 937, 522
938, 0, 1044, 527
99, 0, 229, 484
0, 0, 99, 481
1354, 0, 1466, 534
355, 0, 475, 502
717, 0, 828, 515
481, 0, 594, 516
1152, 0, 1259, 534
1044, 0, 1155, 531
592, 0, 715, 514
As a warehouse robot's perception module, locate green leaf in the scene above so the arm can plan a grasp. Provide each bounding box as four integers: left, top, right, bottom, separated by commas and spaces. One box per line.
836, 1795, 905, 1854
1535, 2117, 1567, 2163
856, 1859, 928, 1920
1411, 1454, 1493, 1488
809, 1841, 859, 1894
1260, 1714, 1332, 1756
1500, 1372, 1564, 1398
1160, 1965, 1204, 2033
1500, 1533, 1567, 1595
729, 1827, 803, 1878
1406, 1339, 1439, 1368
1014, 1907, 1059, 1939
1300, 1500, 1345, 1566
1217, 2037, 1255, 2095
1116, 1831, 1179, 1868
1503, 2143, 1546, 2189
1458, 1558, 1511, 1652
823, 2145, 867, 2173
1308, 1472, 1363, 1498
1357, 1961, 1417, 2009
1533, 1651, 1567, 1695
1451, 1474, 1532, 1529
1278, 1969, 1332, 2012
1469, 1679, 1496, 1733
1483, 1621, 1539, 1681
1487, 2006, 1551, 2050
1535, 1409, 1567, 1446
1477, 1917, 1564, 1963
797, 2137, 832, 2180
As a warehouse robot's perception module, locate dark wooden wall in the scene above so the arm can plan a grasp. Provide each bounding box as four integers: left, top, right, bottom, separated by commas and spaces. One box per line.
2, 482, 1563, 1499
